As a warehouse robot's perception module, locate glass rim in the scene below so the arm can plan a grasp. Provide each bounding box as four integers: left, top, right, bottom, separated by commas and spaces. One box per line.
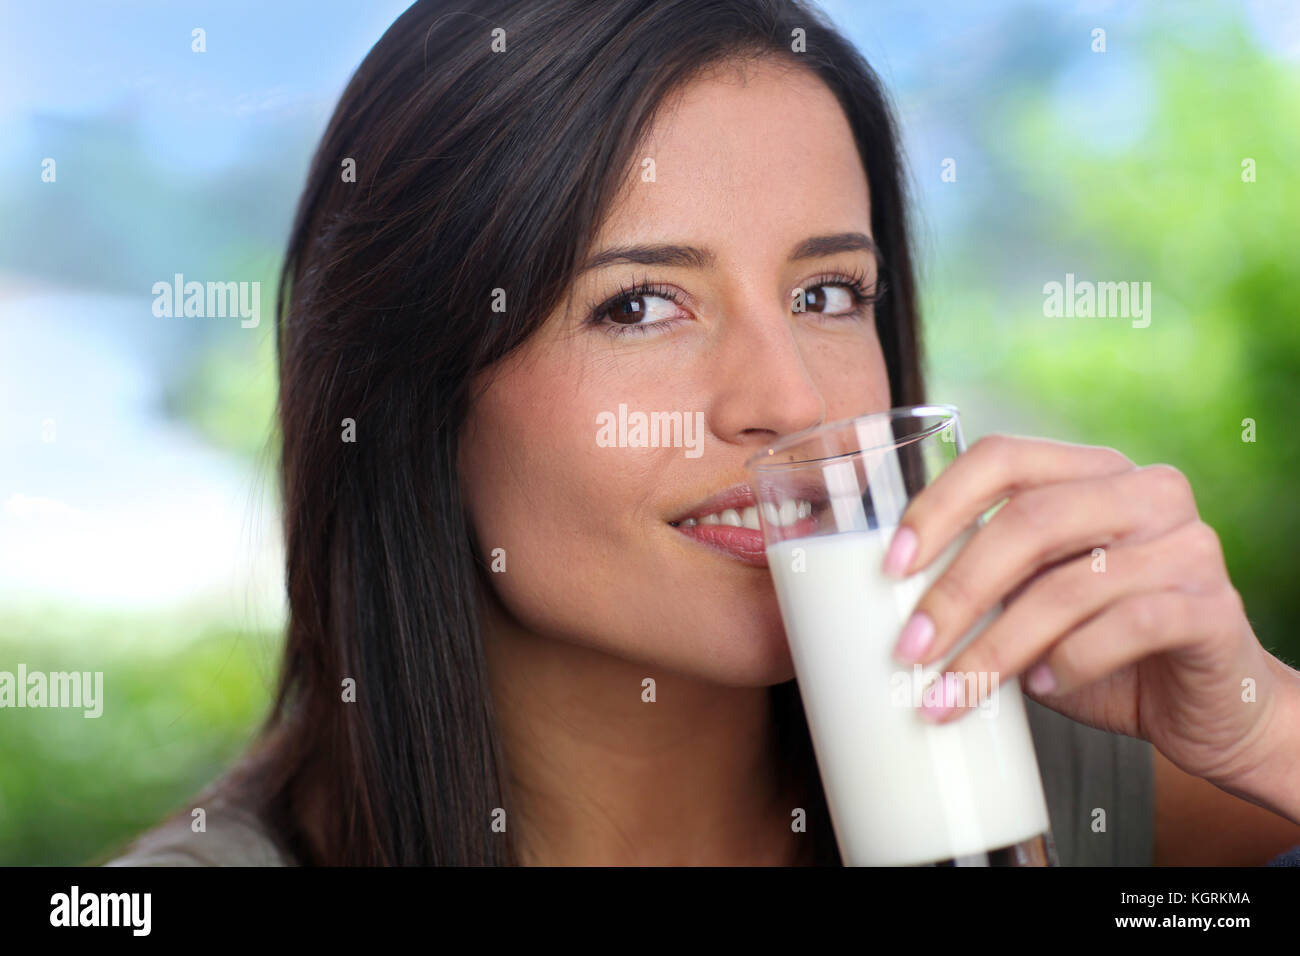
744, 403, 959, 472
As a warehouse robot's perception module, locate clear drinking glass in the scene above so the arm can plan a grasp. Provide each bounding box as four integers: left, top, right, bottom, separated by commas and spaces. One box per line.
746, 404, 1057, 866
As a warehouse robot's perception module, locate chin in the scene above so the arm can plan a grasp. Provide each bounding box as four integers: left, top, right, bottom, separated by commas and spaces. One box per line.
679, 608, 798, 688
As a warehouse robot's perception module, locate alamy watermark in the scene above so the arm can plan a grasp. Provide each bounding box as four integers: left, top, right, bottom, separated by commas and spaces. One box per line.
50, 886, 150, 936
596, 403, 705, 458
152, 273, 260, 328
890, 665, 1001, 717
1, 665, 103, 717
1042, 273, 1151, 328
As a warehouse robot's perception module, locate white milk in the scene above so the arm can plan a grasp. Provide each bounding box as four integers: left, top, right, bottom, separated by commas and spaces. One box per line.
768, 527, 1051, 865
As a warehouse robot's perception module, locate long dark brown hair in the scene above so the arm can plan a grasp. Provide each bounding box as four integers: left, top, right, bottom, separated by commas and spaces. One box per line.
202, 0, 924, 865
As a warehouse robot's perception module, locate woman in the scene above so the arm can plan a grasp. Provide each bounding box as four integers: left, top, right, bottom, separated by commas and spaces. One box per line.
103, 0, 1300, 866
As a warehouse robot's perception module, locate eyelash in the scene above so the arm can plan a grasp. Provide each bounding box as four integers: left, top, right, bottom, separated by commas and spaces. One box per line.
585, 268, 887, 338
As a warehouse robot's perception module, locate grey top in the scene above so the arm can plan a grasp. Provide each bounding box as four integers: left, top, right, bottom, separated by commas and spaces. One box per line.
102, 797, 296, 867
102, 702, 1153, 867
1023, 696, 1154, 866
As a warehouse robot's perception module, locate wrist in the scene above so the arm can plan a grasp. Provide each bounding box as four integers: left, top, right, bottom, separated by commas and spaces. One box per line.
1215, 653, 1300, 826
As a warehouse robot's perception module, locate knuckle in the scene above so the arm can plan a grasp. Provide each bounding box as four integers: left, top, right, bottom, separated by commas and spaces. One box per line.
1183, 520, 1224, 565
973, 432, 1011, 454
1097, 444, 1136, 470
1214, 585, 1246, 623
972, 433, 1014, 473
1141, 463, 1193, 502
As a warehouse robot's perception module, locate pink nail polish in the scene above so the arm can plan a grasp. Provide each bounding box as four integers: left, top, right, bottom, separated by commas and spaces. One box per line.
882, 526, 918, 578
894, 611, 934, 663
921, 673, 957, 722
1026, 663, 1057, 695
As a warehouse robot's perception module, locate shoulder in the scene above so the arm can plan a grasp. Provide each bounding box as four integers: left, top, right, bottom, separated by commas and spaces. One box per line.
102, 797, 297, 867
1024, 696, 1154, 867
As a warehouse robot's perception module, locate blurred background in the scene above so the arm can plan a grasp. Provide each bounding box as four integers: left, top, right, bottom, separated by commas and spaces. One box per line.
1, 0, 1296, 864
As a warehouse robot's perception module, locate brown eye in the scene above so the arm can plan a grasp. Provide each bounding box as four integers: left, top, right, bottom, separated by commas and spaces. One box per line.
588, 282, 686, 336
802, 284, 857, 315
606, 294, 658, 324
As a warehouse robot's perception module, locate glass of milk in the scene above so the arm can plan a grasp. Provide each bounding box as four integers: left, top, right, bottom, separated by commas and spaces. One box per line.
746, 404, 1056, 866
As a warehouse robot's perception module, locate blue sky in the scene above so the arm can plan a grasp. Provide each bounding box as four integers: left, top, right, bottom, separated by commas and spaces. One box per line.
2, 1, 1294, 174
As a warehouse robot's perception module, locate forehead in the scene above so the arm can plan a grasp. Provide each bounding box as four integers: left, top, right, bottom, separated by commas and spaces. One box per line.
598, 58, 872, 256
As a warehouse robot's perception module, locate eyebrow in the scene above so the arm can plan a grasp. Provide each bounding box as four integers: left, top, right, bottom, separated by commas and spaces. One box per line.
577, 231, 879, 274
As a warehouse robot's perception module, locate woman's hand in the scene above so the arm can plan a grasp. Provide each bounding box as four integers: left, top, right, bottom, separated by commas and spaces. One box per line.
883, 433, 1300, 822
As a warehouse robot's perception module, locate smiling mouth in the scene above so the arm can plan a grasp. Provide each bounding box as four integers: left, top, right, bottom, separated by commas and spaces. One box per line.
667, 496, 820, 568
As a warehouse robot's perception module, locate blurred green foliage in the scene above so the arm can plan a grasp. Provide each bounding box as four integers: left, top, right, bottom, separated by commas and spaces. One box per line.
0, 607, 278, 865
926, 18, 1299, 662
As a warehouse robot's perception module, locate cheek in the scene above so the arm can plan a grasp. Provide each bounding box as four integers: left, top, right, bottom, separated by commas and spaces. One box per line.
458, 365, 648, 635
804, 324, 893, 418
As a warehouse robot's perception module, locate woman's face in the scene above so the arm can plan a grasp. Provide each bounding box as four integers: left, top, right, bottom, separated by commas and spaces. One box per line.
459, 57, 890, 687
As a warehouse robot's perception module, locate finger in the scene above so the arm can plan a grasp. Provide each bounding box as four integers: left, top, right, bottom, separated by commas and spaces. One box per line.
1021, 585, 1246, 699
921, 586, 1245, 724
893, 465, 1202, 667
881, 433, 1135, 579
938, 520, 1229, 696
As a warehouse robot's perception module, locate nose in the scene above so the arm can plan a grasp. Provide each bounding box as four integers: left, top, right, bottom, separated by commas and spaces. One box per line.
708, 302, 826, 448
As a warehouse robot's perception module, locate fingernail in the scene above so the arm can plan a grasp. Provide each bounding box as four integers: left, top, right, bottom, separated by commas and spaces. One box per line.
882, 526, 918, 578
893, 611, 935, 663
921, 672, 957, 722
1026, 662, 1057, 695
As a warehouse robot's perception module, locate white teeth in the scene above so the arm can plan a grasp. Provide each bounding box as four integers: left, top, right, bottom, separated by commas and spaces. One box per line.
681, 498, 813, 529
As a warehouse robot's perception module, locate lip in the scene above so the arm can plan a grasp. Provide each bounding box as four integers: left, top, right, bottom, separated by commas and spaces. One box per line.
669, 518, 821, 568
666, 480, 826, 568
672, 522, 771, 568
667, 478, 831, 525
